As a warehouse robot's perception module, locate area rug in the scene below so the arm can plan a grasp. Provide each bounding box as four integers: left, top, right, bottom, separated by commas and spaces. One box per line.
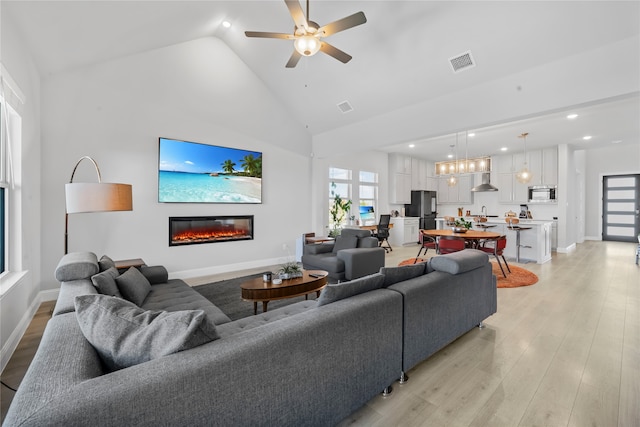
492, 262, 538, 288
193, 272, 318, 321
397, 258, 537, 288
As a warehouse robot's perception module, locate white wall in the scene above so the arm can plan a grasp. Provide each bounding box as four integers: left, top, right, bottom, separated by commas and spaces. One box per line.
583, 142, 640, 240
38, 37, 313, 291
0, 9, 43, 370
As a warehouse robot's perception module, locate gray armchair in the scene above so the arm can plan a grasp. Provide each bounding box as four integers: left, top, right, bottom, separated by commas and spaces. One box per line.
301, 228, 386, 282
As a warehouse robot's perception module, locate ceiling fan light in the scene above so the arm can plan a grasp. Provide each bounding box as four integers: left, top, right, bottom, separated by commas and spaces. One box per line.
294, 35, 321, 56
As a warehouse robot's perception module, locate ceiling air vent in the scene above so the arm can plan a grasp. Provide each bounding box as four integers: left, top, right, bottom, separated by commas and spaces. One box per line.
449, 50, 476, 73
337, 100, 353, 114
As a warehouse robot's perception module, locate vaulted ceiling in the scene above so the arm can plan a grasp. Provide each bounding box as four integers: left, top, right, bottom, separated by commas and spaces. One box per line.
4, 1, 639, 161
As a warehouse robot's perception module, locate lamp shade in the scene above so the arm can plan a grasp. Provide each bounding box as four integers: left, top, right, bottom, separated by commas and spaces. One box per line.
65, 182, 132, 213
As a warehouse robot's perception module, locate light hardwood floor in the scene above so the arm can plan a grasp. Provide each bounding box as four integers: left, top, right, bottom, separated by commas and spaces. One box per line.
2, 241, 638, 426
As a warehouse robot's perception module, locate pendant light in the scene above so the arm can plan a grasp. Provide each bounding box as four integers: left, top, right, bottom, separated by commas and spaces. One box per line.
516, 132, 532, 184
447, 136, 458, 187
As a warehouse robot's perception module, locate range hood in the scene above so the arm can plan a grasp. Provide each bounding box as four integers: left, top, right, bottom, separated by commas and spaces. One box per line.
471, 173, 499, 192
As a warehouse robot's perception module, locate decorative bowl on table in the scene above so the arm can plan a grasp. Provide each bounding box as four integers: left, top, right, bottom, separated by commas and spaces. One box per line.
451, 227, 468, 233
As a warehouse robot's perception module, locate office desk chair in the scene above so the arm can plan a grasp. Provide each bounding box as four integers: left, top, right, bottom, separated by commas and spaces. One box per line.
372, 214, 392, 252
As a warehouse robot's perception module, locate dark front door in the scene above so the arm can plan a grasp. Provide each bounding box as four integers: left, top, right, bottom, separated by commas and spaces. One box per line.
602, 174, 640, 242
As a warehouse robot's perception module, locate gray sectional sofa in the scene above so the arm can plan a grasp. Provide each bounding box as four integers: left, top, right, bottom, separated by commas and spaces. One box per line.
4, 249, 496, 427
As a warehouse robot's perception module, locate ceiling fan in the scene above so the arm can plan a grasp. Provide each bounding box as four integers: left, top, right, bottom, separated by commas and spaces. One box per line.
245, 0, 367, 68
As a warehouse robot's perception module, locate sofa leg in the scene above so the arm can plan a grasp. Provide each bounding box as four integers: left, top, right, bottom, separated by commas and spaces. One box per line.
478, 321, 485, 329
382, 385, 393, 396
399, 371, 409, 384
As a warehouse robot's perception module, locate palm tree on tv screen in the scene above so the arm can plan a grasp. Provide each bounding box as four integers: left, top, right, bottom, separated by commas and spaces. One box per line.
221, 159, 236, 175
240, 154, 261, 178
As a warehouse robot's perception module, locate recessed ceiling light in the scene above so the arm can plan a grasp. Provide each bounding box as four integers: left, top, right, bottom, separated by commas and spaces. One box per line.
468, 133, 475, 137
500, 147, 508, 151
583, 135, 592, 140
409, 144, 415, 148
222, 21, 232, 28
567, 113, 578, 119
447, 154, 454, 159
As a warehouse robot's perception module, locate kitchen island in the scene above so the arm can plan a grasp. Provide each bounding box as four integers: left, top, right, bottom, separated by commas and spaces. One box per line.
435, 217, 552, 264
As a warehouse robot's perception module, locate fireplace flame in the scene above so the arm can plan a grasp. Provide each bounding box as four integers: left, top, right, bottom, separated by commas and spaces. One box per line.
172, 228, 249, 244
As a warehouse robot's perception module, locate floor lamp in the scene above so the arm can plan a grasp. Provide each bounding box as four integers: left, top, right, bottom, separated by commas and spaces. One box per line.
65, 156, 133, 254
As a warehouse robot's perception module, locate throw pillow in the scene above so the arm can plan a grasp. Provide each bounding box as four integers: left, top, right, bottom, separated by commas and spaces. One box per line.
115, 267, 152, 306
74, 294, 219, 371
98, 255, 116, 272
379, 263, 426, 287
332, 234, 358, 254
430, 249, 489, 275
91, 267, 123, 298
317, 273, 385, 306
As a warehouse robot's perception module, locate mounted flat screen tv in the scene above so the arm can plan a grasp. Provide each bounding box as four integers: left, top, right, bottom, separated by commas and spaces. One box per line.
158, 137, 262, 203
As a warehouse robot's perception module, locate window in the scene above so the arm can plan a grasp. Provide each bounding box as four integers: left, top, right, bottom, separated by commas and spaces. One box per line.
328, 167, 379, 227
1, 102, 6, 274
329, 167, 352, 229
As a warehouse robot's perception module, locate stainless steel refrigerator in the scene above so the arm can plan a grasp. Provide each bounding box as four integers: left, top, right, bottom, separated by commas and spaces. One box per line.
404, 191, 437, 230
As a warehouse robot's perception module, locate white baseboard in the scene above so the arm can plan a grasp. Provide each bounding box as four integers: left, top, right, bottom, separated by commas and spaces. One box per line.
556, 243, 577, 254
169, 257, 284, 280
584, 235, 602, 241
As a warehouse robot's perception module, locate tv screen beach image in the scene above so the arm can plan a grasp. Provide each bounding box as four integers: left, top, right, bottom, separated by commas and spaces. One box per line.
158, 138, 262, 203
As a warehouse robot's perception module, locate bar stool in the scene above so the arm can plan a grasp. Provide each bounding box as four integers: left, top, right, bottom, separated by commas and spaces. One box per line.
505, 218, 532, 263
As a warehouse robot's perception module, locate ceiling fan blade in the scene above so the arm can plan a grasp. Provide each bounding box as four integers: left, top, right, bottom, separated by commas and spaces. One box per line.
284, 0, 309, 32
318, 11, 367, 37
285, 50, 302, 68
320, 42, 353, 64
245, 31, 294, 40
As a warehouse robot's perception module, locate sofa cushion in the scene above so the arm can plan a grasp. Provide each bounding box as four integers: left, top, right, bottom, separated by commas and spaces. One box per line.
74, 294, 219, 371
429, 249, 489, 275
332, 234, 358, 253
115, 267, 151, 306
55, 252, 99, 282
301, 253, 345, 274
380, 263, 426, 287
317, 273, 385, 306
98, 255, 116, 272
91, 267, 123, 298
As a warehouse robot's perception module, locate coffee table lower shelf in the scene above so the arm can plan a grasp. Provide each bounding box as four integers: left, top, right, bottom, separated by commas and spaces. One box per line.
240, 270, 328, 315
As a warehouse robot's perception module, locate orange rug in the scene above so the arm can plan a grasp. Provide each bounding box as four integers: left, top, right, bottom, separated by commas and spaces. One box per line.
492, 262, 538, 288
397, 258, 538, 288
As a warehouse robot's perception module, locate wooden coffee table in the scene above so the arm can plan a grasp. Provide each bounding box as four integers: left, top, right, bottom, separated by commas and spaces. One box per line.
240, 270, 328, 315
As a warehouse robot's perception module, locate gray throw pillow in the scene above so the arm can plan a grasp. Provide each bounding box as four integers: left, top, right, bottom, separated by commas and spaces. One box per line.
91, 267, 123, 298
115, 267, 151, 306
332, 234, 358, 254
379, 263, 426, 287
430, 249, 489, 275
75, 294, 219, 371
98, 255, 116, 272
317, 273, 385, 306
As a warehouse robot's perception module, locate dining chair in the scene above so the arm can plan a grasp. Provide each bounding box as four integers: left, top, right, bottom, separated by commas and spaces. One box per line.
437, 236, 465, 254
479, 235, 511, 277
414, 230, 438, 263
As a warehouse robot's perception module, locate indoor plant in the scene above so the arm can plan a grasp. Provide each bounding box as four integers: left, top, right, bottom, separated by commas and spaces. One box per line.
328, 182, 353, 237
278, 262, 303, 279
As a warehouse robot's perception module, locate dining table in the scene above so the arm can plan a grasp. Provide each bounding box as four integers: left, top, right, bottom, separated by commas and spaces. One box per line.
422, 229, 501, 249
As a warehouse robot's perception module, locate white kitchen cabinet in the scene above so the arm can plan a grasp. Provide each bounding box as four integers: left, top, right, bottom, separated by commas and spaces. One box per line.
498, 173, 528, 204
542, 147, 558, 185
390, 172, 411, 204
411, 158, 431, 190
436, 174, 473, 204
389, 153, 412, 204
481, 219, 552, 264
389, 217, 420, 246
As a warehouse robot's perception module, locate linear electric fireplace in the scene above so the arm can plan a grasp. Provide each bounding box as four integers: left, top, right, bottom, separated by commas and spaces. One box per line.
169, 216, 254, 246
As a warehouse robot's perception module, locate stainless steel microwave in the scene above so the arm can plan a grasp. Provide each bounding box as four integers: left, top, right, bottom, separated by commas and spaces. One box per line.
528, 185, 557, 203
